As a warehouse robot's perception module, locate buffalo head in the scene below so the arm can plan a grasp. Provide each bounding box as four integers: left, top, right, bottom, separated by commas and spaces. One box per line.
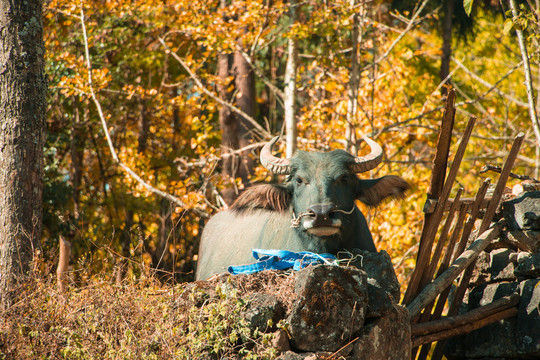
231, 136, 409, 246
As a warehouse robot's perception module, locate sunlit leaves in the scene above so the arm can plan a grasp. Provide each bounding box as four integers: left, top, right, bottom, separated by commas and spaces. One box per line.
42, 0, 538, 288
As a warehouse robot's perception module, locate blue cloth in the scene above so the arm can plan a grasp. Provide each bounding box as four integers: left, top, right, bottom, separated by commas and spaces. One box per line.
228, 249, 337, 275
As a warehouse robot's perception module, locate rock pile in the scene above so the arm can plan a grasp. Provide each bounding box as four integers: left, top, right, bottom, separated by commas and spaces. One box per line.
445, 190, 540, 359
185, 250, 411, 359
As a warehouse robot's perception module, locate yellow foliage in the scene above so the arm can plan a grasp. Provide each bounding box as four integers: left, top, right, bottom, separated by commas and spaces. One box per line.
42, 0, 538, 290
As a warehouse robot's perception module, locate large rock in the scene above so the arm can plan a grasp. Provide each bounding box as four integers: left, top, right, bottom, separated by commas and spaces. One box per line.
352, 304, 411, 360
276, 351, 313, 360
470, 250, 491, 286
445, 279, 540, 359
445, 282, 519, 359
515, 279, 540, 356
471, 249, 517, 286
503, 191, 540, 230
514, 252, 540, 279
488, 249, 517, 282
342, 250, 401, 302
287, 265, 369, 352
180, 258, 409, 358
365, 282, 396, 318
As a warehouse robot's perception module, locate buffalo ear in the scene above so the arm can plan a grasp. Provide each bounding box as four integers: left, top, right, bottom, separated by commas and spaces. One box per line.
356, 175, 410, 207
231, 184, 291, 213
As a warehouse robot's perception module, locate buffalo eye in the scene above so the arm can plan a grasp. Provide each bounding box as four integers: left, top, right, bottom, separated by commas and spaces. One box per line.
295, 176, 307, 185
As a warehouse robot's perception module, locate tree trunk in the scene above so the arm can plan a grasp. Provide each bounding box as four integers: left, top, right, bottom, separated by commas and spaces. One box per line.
218, 51, 239, 205
71, 104, 85, 219
137, 97, 150, 153
346, 0, 362, 154
116, 209, 133, 285
440, 0, 456, 96
284, 0, 297, 158
216, 1, 256, 206
152, 199, 173, 279
0, 0, 46, 309
232, 50, 255, 179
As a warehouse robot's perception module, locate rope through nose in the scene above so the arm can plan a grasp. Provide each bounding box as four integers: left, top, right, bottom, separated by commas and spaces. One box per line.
290, 205, 356, 228
290, 210, 314, 228
332, 205, 355, 215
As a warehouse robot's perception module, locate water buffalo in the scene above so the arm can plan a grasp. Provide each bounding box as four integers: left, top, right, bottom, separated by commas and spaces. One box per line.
195, 136, 409, 280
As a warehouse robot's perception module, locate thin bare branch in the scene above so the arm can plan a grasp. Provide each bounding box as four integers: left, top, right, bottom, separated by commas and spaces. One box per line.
480, 164, 540, 182
238, 48, 285, 100
178, 141, 268, 168
365, 0, 430, 71
158, 37, 271, 140
455, 60, 526, 107
452, 56, 527, 107
509, 0, 540, 177
79, 6, 208, 217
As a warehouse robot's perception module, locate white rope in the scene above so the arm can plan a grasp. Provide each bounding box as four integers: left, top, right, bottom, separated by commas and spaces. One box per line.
332, 206, 356, 215
337, 250, 364, 268
290, 205, 356, 228
290, 210, 313, 228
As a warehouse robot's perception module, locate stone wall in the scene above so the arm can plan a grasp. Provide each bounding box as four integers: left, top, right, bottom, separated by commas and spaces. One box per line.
185, 251, 411, 359
445, 190, 540, 359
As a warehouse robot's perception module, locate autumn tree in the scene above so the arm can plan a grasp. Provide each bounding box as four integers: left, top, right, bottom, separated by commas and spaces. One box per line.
40, 0, 539, 287
0, 0, 46, 308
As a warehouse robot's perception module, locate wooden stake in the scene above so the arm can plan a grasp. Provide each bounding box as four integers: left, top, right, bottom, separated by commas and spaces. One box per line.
411, 294, 520, 337
428, 204, 470, 321
478, 133, 525, 235
428, 89, 456, 200
57, 236, 71, 293
404, 116, 476, 305
407, 220, 505, 319
403, 92, 456, 305
443, 132, 526, 331
412, 307, 518, 348
425, 188, 464, 286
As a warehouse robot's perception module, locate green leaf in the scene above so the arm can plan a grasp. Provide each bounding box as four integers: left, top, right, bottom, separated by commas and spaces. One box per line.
503, 18, 514, 35
463, 0, 474, 16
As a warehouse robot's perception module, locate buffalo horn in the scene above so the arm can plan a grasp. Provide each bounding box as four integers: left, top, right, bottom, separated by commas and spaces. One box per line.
351, 136, 383, 173
260, 136, 291, 175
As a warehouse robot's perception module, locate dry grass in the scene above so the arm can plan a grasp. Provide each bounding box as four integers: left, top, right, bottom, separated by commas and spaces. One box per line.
0, 266, 294, 360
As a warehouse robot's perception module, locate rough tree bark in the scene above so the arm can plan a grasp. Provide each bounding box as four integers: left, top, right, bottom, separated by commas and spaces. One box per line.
218, 51, 240, 205
232, 51, 256, 181
217, 1, 256, 205
0, 0, 46, 309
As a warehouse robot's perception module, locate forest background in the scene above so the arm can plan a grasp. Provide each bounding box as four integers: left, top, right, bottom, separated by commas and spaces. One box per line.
41, 0, 540, 289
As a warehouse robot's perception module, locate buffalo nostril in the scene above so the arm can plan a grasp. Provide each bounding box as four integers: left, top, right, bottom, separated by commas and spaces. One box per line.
308, 204, 337, 221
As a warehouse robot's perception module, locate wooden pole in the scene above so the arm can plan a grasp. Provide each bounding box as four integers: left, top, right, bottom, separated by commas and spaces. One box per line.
411, 294, 520, 337
403, 92, 455, 306
478, 132, 525, 235
430, 132, 528, 360
414, 189, 464, 359
447, 132, 525, 317
404, 116, 476, 305
425, 188, 464, 286
57, 236, 71, 293
412, 307, 518, 348
407, 220, 505, 319
428, 89, 456, 200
